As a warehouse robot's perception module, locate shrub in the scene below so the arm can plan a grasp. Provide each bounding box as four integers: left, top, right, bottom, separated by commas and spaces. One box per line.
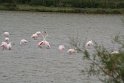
69, 34, 124, 83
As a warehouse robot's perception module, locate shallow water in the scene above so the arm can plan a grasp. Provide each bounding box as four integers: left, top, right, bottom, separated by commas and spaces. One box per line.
0, 11, 123, 83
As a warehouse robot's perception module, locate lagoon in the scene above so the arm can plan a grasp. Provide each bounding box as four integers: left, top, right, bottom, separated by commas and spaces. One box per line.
0, 11, 123, 83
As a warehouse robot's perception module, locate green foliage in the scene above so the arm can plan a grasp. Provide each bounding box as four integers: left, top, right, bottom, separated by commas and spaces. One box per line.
0, 0, 124, 8
69, 35, 124, 83
0, 0, 18, 10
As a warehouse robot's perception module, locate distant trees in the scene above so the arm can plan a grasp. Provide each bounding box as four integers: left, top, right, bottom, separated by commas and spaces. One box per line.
0, 0, 124, 8
0, 0, 17, 10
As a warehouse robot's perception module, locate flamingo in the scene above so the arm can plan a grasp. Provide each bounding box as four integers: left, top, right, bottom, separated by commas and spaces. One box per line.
6, 42, 12, 50
0, 42, 8, 50
36, 31, 42, 37
38, 40, 50, 48
85, 40, 94, 48
0, 41, 13, 50
3, 32, 9, 37
37, 35, 50, 48
4, 37, 9, 44
58, 45, 65, 51
67, 48, 77, 54
31, 33, 38, 40
20, 39, 28, 45
44, 40, 50, 48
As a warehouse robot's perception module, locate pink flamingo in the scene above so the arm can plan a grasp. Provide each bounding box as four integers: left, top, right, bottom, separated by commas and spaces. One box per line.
0, 42, 8, 50
31, 33, 38, 40
37, 34, 50, 48
0, 42, 12, 50
3, 32, 9, 37
58, 45, 65, 51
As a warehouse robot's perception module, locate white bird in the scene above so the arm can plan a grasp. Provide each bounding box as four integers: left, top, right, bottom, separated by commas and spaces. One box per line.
67, 48, 77, 54
31, 33, 38, 40
3, 32, 10, 37
111, 51, 119, 54
85, 40, 94, 48
20, 39, 28, 45
38, 31, 49, 48
58, 45, 65, 51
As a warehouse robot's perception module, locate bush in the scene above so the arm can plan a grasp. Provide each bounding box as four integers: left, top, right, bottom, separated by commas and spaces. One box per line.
69, 34, 124, 83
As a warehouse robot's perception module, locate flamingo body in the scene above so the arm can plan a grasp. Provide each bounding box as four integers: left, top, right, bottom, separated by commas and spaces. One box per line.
67, 48, 77, 54
38, 40, 50, 48
58, 45, 65, 51
3, 32, 9, 37
0, 42, 8, 50
31, 33, 38, 40
20, 39, 28, 45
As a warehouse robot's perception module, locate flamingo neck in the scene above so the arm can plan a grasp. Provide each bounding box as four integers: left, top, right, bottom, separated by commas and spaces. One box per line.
43, 36, 46, 41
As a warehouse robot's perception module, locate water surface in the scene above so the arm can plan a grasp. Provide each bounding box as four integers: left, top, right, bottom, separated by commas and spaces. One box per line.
0, 11, 123, 83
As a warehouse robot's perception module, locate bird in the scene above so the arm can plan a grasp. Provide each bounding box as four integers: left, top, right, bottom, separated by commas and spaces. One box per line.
20, 39, 28, 45
0, 40, 13, 50
37, 31, 50, 48
38, 40, 50, 48
85, 40, 94, 48
37, 36, 50, 49
0, 42, 8, 50
31, 33, 38, 40
111, 50, 119, 54
36, 31, 42, 37
42, 31, 48, 39
3, 32, 9, 37
67, 48, 77, 54
6, 42, 12, 50
4, 37, 9, 44
44, 40, 50, 48
58, 45, 65, 51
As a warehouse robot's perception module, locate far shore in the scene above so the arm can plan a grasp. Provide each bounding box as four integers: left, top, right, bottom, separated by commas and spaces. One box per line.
0, 4, 124, 14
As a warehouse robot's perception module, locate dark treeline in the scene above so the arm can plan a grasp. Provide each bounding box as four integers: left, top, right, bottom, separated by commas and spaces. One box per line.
0, 0, 124, 8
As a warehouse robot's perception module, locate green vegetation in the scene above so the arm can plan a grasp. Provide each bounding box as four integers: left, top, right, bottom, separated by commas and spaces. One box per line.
0, 0, 124, 13
0, 4, 123, 14
1, 0, 124, 8
69, 34, 124, 83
